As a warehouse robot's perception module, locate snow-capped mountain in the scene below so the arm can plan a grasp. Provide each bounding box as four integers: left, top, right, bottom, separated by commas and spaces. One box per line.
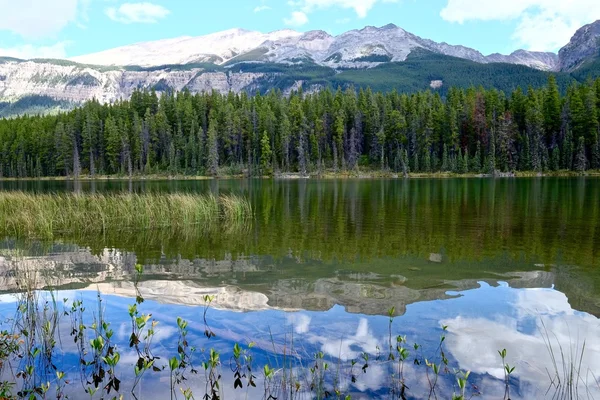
71, 28, 304, 66
71, 24, 559, 71
2, 21, 600, 117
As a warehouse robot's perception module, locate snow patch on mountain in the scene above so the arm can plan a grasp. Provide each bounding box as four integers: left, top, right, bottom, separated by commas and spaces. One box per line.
70, 24, 560, 71
71, 29, 303, 67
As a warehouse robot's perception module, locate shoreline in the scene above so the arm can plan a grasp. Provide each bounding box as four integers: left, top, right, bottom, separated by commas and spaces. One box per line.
0, 170, 599, 182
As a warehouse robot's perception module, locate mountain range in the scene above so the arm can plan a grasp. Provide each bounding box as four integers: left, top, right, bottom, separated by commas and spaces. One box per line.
70, 24, 560, 71
1, 20, 600, 117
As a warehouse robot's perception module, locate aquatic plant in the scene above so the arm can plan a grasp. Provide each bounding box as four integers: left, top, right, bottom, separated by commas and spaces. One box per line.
541, 320, 593, 400
0, 192, 253, 239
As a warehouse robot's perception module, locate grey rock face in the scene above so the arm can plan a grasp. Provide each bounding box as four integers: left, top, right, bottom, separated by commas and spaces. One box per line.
0, 60, 268, 106
486, 50, 559, 71
2, 22, 600, 113
559, 20, 600, 71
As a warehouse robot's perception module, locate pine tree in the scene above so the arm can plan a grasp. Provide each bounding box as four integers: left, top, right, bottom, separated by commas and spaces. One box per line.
82, 108, 98, 177
461, 148, 469, 174
472, 141, 482, 172
401, 148, 410, 176
260, 130, 272, 175
334, 111, 346, 170
73, 139, 81, 178
562, 128, 574, 170
457, 147, 465, 173
123, 137, 133, 177
104, 116, 121, 174
412, 152, 419, 173
297, 130, 307, 176
520, 133, 531, 171
592, 133, 600, 170
551, 147, 560, 171
377, 128, 386, 171
423, 149, 431, 172
207, 118, 219, 176
441, 144, 449, 171
487, 133, 496, 174
449, 153, 457, 173
543, 75, 561, 144
575, 136, 587, 172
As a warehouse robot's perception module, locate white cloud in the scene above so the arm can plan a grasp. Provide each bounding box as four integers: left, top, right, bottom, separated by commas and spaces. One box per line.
284, 11, 309, 27
440, 0, 600, 51
0, 0, 81, 39
440, 288, 600, 399
0, 42, 70, 60
289, 0, 397, 19
286, 313, 311, 334
254, 5, 271, 12
106, 2, 170, 24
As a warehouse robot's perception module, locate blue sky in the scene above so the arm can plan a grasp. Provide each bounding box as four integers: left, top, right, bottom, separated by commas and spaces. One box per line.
0, 0, 599, 60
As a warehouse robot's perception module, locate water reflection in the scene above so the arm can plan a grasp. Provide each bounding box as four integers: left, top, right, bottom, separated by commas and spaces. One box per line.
1, 281, 598, 399
2, 247, 587, 317
0, 178, 599, 398
0, 178, 598, 268
441, 284, 600, 399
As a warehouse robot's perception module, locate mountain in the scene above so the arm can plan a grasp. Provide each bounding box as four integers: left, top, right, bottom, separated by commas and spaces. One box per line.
1, 22, 599, 117
559, 20, 600, 72
71, 24, 559, 71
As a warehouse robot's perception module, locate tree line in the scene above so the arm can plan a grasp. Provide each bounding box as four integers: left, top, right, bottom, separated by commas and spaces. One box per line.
0, 76, 599, 178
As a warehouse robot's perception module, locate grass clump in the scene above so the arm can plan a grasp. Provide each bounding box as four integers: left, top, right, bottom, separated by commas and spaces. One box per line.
0, 192, 253, 239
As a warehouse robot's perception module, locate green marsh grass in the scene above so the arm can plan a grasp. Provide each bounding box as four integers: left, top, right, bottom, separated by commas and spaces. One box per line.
0, 192, 253, 239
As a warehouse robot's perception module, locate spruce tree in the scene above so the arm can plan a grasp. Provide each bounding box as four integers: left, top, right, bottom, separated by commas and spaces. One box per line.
207, 119, 219, 176
449, 153, 457, 173
487, 134, 496, 174
551, 147, 560, 171
593, 134, 600, 170
412, 152, 419, 173
575, 136, 587, 172
297, 130, 307, 176
543, 75, 561, 144
260, 130, 272, 175
73, 139, 81, 178
461, 148, 469, 174
401, 148, 410, 176
423, 149, 431, 172
441, 144, 449, 171
562, 129, 574, 170
104, 116, 121, 174
457, 148, 465, 173
472, 141, 482, 172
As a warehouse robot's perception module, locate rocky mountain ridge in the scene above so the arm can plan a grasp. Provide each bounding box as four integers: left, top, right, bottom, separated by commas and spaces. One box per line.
559, 20, 600, 71
1, 21, 599, 116
71, 23, 560, 71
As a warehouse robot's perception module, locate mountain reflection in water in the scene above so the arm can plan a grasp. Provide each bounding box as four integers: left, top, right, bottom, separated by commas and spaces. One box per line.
0, 177, 599, 398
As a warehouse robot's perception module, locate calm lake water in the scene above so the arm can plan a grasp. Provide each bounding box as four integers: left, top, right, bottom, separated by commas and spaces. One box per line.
1, 177, 599, 399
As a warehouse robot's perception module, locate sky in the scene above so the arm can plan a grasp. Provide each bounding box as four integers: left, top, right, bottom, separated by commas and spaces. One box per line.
0, 0, 599, 60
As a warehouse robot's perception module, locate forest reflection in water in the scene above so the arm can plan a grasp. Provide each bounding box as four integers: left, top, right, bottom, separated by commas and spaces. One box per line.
0, 177, 599, 398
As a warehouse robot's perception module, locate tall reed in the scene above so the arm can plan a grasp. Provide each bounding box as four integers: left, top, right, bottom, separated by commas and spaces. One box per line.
0, 192, 253, 239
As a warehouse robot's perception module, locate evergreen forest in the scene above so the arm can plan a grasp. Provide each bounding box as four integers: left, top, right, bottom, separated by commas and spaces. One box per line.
1, 76, 599, 178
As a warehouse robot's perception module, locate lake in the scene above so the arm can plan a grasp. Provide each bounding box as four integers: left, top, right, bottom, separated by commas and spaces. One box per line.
1, 177, 599, 399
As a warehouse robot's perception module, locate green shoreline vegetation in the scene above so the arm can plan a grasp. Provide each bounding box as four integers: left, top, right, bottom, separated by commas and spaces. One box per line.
0, 168, 599, 181
1, 77, 599, 179
0, 192, 253, 240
